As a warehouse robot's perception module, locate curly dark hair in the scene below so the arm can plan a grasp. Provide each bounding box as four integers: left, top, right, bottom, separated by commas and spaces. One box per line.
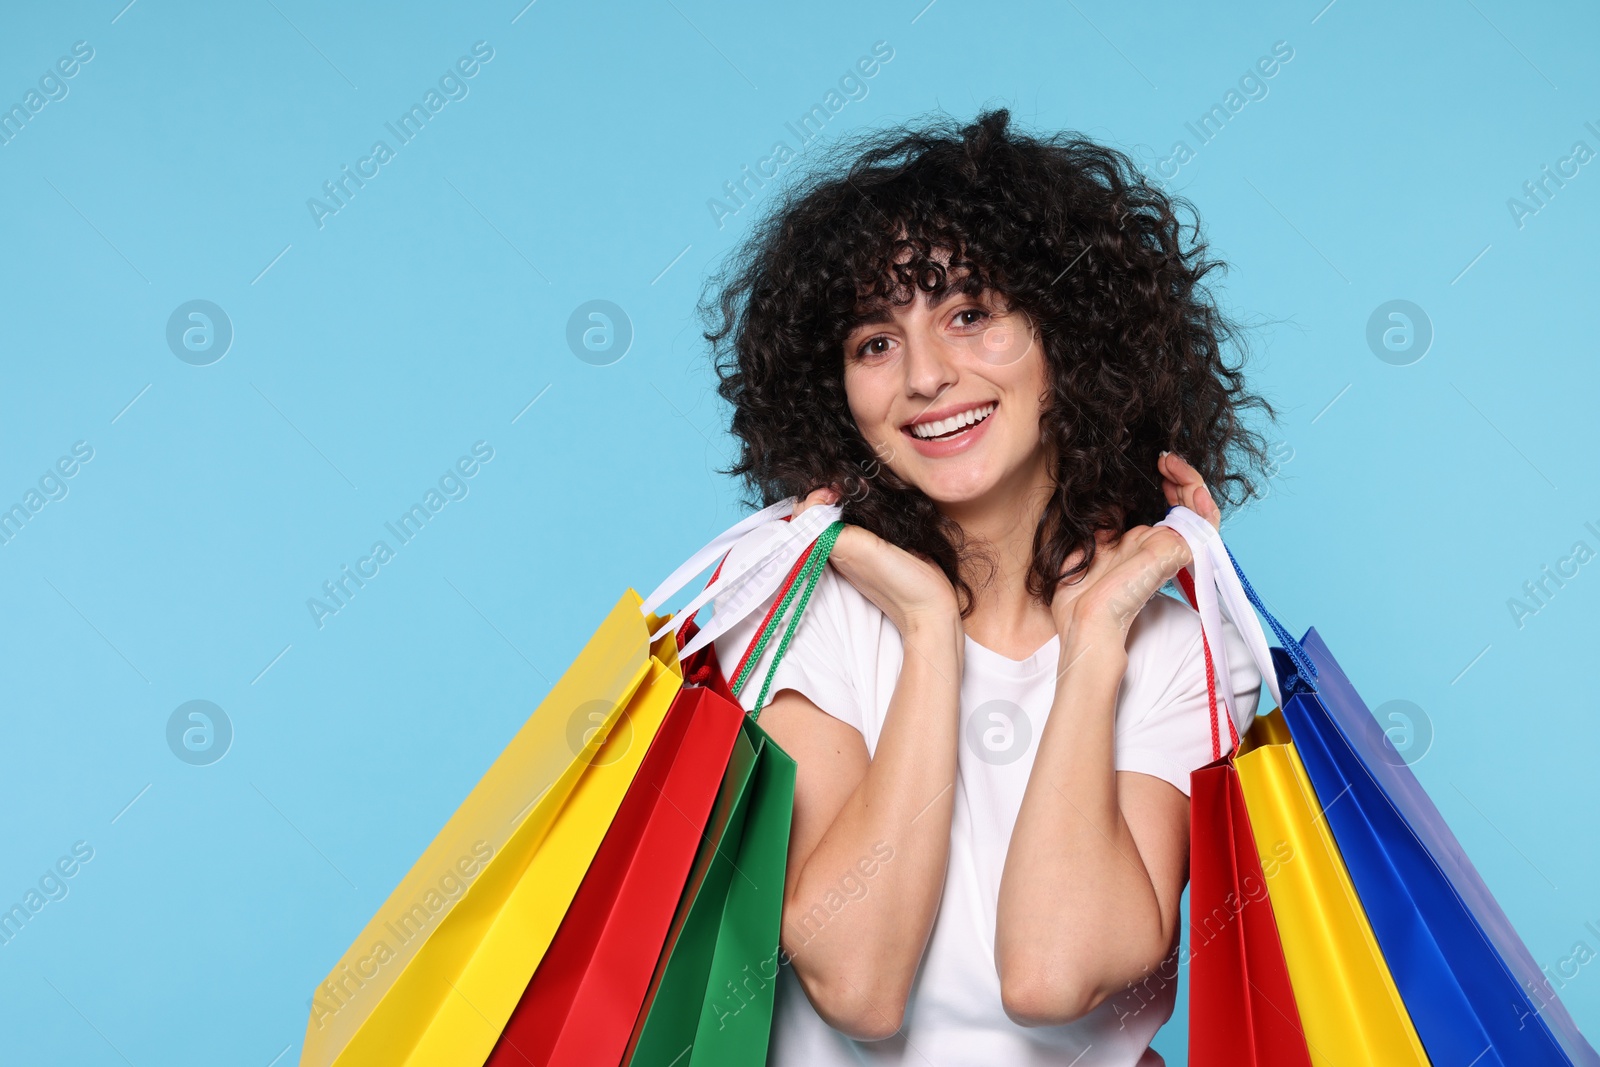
703, 107, 1279, 617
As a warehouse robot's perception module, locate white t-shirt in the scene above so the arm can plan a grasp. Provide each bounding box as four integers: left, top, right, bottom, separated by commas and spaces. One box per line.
711, 526, 1263, 1067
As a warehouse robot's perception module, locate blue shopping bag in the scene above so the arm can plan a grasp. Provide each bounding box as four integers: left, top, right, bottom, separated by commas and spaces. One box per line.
1224, 549, 1600, 1067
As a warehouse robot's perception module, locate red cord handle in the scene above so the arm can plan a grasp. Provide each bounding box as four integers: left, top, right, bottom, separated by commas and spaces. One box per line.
1176, 567, 1240, 761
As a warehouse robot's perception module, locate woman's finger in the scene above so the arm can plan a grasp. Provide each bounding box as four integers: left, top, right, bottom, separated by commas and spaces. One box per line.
1158, 451, 1221, 531
794, 485, 840, 517
1145, 525, 1193, 573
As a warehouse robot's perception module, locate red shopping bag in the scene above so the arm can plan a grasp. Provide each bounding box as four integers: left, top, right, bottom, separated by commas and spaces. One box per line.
1188, 759, 1313, 1065
485, 684, 744, 1067
1178, 567, 1313, 1067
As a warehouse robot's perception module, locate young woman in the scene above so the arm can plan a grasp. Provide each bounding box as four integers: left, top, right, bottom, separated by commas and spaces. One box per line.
707, 108, 1279, 1066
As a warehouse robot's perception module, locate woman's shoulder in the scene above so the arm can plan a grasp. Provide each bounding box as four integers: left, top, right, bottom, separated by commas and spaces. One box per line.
709, 519, 882, 728
708, 521, 885, 680
1126, 589, 1204, 651
1111, 589, 1265, 792
1122, 589, 1259, 701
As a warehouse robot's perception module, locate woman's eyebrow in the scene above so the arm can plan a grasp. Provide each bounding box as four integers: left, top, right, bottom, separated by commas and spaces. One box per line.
846, 286, 976, 332
847, 305, 895, 331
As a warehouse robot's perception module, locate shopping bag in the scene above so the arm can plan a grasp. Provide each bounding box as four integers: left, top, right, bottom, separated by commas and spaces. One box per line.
299, 592, 676, 1067
483, 685, 745, 1066
398, 506, 839, 1066
1165, 508, 1307, 1066
623, 519, 840, 1066
484, 507, 836, 1067
300, 498, 840, 1067
1182, 571, 1313, 1067
1157, 507, 1426, 1066
1233, 709, 1431, 1065
335, 614, 680, 1067
1172, 546, 1311, 1067
1170, 499, 1600, 1066
625, 709, 766, 1066
1268, 624, 1600, 1066
623, 707, 798, 1067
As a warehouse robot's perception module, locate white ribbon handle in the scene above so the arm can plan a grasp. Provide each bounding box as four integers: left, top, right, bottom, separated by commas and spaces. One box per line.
640, 497, 796, 616
1153, 507, 1284, 740
641, 497, 844, 659
671, 502, 842, 658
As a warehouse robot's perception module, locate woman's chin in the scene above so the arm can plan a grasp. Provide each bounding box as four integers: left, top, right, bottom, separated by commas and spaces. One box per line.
910, 467, 1004, 509
903, 447, 1050, 513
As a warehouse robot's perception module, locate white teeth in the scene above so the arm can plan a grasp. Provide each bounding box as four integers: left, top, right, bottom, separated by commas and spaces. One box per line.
909, 403, 995, 439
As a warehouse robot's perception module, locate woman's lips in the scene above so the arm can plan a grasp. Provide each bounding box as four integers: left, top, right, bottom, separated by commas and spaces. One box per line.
903, 403, 996, 458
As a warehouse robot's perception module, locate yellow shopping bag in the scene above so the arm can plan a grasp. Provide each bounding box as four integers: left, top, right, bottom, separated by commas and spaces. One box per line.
300, 589, 683, 1067
1233, 710, 1429, 1067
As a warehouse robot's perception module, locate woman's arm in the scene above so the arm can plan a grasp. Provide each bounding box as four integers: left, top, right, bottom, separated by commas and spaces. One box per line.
751, 487, 965, 1041
992, 634, 1189, 1026
758, 612, 963, 1041
994, 461, 1217, 1026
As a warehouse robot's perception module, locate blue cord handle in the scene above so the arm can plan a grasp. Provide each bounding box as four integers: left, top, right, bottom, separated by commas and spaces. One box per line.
1219, 541, 1319, 693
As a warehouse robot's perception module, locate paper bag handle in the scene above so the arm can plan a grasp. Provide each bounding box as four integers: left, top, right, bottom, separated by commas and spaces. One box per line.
1153, 506, 1298, 754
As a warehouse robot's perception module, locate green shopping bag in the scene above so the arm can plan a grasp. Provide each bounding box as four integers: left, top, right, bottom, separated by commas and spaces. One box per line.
624, 721, 795, 1066
623, 519, 838, 1066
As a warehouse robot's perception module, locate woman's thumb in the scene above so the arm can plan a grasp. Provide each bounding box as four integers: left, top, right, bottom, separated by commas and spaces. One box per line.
800, 485, 840, 511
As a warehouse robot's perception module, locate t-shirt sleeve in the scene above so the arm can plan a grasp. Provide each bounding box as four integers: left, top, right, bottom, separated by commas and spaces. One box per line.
708, 528, 865, 736
1112, 592, 1263, 797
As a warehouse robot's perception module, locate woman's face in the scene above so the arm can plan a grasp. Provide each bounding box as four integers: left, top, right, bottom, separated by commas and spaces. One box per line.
841, 266, 1051, 510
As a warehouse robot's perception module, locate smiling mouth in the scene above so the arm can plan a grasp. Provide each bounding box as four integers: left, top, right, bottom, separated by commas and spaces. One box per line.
906, 402, 997, 441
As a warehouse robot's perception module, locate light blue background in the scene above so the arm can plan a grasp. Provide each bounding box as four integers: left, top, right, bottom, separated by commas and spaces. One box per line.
1, 0, 1596, 1063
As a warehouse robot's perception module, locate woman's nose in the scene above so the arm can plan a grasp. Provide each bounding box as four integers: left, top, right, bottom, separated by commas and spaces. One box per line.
901, 331, 959, 399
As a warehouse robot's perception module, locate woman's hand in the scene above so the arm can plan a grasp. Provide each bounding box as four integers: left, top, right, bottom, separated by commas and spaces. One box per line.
1159, 451, 1221, 533
1049, 525, 1193, 651
795, 487, 960, 634
1049, 453, 1221, 650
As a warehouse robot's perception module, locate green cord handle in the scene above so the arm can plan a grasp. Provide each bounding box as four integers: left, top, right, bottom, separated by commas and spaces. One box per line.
728, 537, 820, 701
730, 520, 844, 721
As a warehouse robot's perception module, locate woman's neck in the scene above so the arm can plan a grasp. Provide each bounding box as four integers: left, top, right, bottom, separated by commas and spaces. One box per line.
942, 465, 1060, 662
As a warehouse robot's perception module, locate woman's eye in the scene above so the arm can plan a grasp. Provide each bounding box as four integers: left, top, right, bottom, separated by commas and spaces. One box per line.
854, 336, 892, 359
954, 308, 990, 328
